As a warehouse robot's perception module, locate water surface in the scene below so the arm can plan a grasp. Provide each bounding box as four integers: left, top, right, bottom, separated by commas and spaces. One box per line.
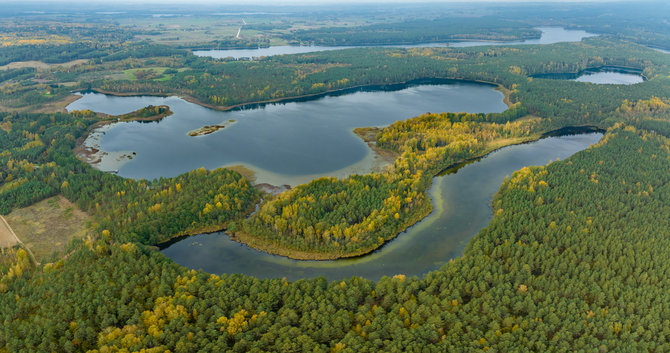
448, 27, 596, 48
67, 81, 506, 185
650, 46, 670, 54
573, 71, 644, 85
533, 67, 644, 85
195, 27, 596, 59
162, 133, 602, 281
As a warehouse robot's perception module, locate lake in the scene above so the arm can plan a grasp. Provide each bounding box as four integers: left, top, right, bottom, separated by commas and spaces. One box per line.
67, 80, 507, 186
67, 76, 602, 281
532, 66, 645, 85
574, 72, 644, 85
650, 46, 670, 54
161, 132, 602, 281
194, 27, 597, 59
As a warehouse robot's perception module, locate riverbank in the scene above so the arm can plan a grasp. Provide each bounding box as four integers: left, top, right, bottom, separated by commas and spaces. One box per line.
157, 132, 541, 261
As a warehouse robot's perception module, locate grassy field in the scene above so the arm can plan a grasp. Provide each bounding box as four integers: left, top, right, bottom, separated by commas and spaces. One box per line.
0, 59, 88, 71
3, 195, 93, 262
124, 17, 243, 45
119, 15, 381, 46
123, 67, 171, 81
0, 216, 20, 249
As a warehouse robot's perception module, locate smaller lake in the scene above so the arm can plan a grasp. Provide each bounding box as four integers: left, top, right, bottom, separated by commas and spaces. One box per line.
574, 71, 644, 85
533, 67, 645, 85
194, 27, 597, 59
650, 46, 670, 54
161, 133, 603, 281
447, 27, 596, 48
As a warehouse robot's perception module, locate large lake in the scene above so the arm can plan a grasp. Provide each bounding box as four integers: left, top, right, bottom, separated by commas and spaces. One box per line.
194, 27, 597, 59
162, 133, 602, 281
67, 81, 507, 186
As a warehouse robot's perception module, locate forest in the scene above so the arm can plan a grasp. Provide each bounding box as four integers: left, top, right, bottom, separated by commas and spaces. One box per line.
1, 126, 668, 352
1, 3, 670, 351
285, 17, 539, 46
89, 38, 668, 126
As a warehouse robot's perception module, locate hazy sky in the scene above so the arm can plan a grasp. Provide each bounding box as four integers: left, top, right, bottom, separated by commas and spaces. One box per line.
4, 0, 641, 3
0, 0, 651, 8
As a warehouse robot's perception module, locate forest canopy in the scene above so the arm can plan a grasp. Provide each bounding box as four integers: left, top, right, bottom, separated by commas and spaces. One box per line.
1, 5, 670, 351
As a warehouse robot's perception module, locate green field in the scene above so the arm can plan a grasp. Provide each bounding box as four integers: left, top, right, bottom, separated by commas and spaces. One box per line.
4, 196, 93, 262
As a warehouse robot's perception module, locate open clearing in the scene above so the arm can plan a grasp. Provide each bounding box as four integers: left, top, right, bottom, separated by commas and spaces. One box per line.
0, 59, 89, 71
3, 195, 93, 261
0, 216, 20, 249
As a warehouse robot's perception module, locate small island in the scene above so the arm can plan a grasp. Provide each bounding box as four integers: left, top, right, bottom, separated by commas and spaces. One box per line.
187, 119, 236, 136
188, 124, 226, 136
115, 105, 173, 122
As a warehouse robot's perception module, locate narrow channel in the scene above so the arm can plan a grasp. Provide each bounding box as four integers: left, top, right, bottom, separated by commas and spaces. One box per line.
161, 132, 602, 281
193, 27, 597, 60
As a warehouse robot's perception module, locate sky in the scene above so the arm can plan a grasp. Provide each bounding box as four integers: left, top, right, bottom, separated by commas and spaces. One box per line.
1, 0, 643, 3
0, 0, 652, 9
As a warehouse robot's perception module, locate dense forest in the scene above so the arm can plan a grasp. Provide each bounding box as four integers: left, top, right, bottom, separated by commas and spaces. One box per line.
285, 17, 539, 46
1, 127, 668, 352
1, 5, 670, 351
89, 38, 669, 126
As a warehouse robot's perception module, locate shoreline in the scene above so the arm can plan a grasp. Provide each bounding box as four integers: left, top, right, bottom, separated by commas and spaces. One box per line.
192, 33, 541, 52
72, 106, 174, 170
221, 126, 604, 261
352, 127, 400, 165
74, 81, 563, 261
79, 76, 510, 178
91, 76, 512, 113
159, 126, 603, 260
225, 201, 433, 260
531, 65, 648, 81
